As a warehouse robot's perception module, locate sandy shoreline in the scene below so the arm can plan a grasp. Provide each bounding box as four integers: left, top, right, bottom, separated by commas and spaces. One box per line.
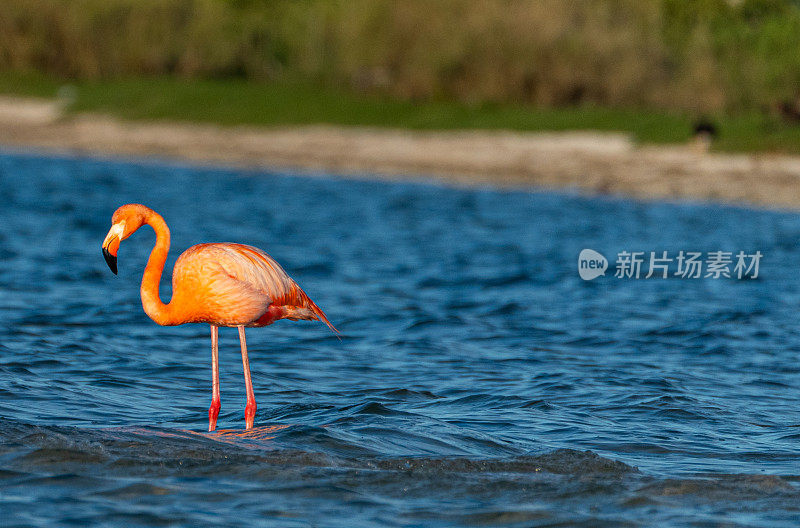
2, 95, 800, 208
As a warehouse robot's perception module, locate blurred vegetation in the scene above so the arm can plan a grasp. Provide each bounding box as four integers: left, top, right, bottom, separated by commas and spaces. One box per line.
2, 0, 800, 150
0, 72, 695, 140
5, 72, 800, 152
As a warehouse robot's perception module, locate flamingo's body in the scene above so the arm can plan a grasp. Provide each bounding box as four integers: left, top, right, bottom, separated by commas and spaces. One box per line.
165, 242, 335, 329
101, 204, 336, 431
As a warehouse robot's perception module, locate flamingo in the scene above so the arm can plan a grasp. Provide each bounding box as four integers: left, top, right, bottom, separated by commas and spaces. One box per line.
101, 203, 337, 432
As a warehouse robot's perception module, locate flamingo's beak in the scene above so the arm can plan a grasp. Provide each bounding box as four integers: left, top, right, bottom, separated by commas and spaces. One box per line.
102, 221, 125, 275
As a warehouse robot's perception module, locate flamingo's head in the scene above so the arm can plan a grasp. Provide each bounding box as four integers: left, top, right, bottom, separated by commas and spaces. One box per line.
102, 204, 149, 274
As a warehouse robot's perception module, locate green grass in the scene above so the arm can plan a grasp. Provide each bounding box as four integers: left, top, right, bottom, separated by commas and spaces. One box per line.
1, 72, 800, 153
0, 72, 65, 98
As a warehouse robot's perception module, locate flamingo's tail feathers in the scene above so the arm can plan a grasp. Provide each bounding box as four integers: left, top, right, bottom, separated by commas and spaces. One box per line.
310, 299, 341, 338
297, 288, 340, 338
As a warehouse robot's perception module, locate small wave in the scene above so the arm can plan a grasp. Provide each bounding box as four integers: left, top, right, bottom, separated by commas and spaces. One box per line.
378, 388, 441, 401
2, 420, 634, 478
637, 473, 799, 501
370, 449, 636, 476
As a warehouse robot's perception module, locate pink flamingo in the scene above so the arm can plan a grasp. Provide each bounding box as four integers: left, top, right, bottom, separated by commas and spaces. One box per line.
101, 204, 337, 431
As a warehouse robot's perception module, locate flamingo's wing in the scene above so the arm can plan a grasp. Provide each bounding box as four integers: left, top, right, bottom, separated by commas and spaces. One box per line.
192, 243, 338, 332
214, 244, 296, 302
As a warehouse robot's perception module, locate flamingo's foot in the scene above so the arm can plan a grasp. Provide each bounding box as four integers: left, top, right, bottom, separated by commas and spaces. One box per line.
208, 399, 221, 432
244, 400, 257, 430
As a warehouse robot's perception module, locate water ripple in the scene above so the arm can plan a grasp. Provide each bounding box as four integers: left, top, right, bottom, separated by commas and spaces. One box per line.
2, 152, 800, 526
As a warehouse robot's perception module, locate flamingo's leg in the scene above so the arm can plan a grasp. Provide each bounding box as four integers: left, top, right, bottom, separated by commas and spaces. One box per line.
208, 324, 221, 432
238, 326, 257, 430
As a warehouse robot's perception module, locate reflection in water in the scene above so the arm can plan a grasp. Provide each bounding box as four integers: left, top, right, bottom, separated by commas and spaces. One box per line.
209, 424, 293, 443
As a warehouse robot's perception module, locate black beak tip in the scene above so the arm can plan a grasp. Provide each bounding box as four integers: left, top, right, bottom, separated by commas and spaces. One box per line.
102, 247, 118, 275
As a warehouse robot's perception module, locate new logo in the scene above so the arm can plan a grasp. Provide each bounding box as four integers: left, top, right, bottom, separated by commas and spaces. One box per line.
578, 249, 608, 281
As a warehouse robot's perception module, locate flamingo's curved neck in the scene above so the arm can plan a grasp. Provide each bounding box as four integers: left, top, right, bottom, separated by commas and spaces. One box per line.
140, 210, 176, 326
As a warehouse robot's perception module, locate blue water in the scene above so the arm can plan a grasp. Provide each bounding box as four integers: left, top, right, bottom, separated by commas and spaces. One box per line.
2, 151, 800, 527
